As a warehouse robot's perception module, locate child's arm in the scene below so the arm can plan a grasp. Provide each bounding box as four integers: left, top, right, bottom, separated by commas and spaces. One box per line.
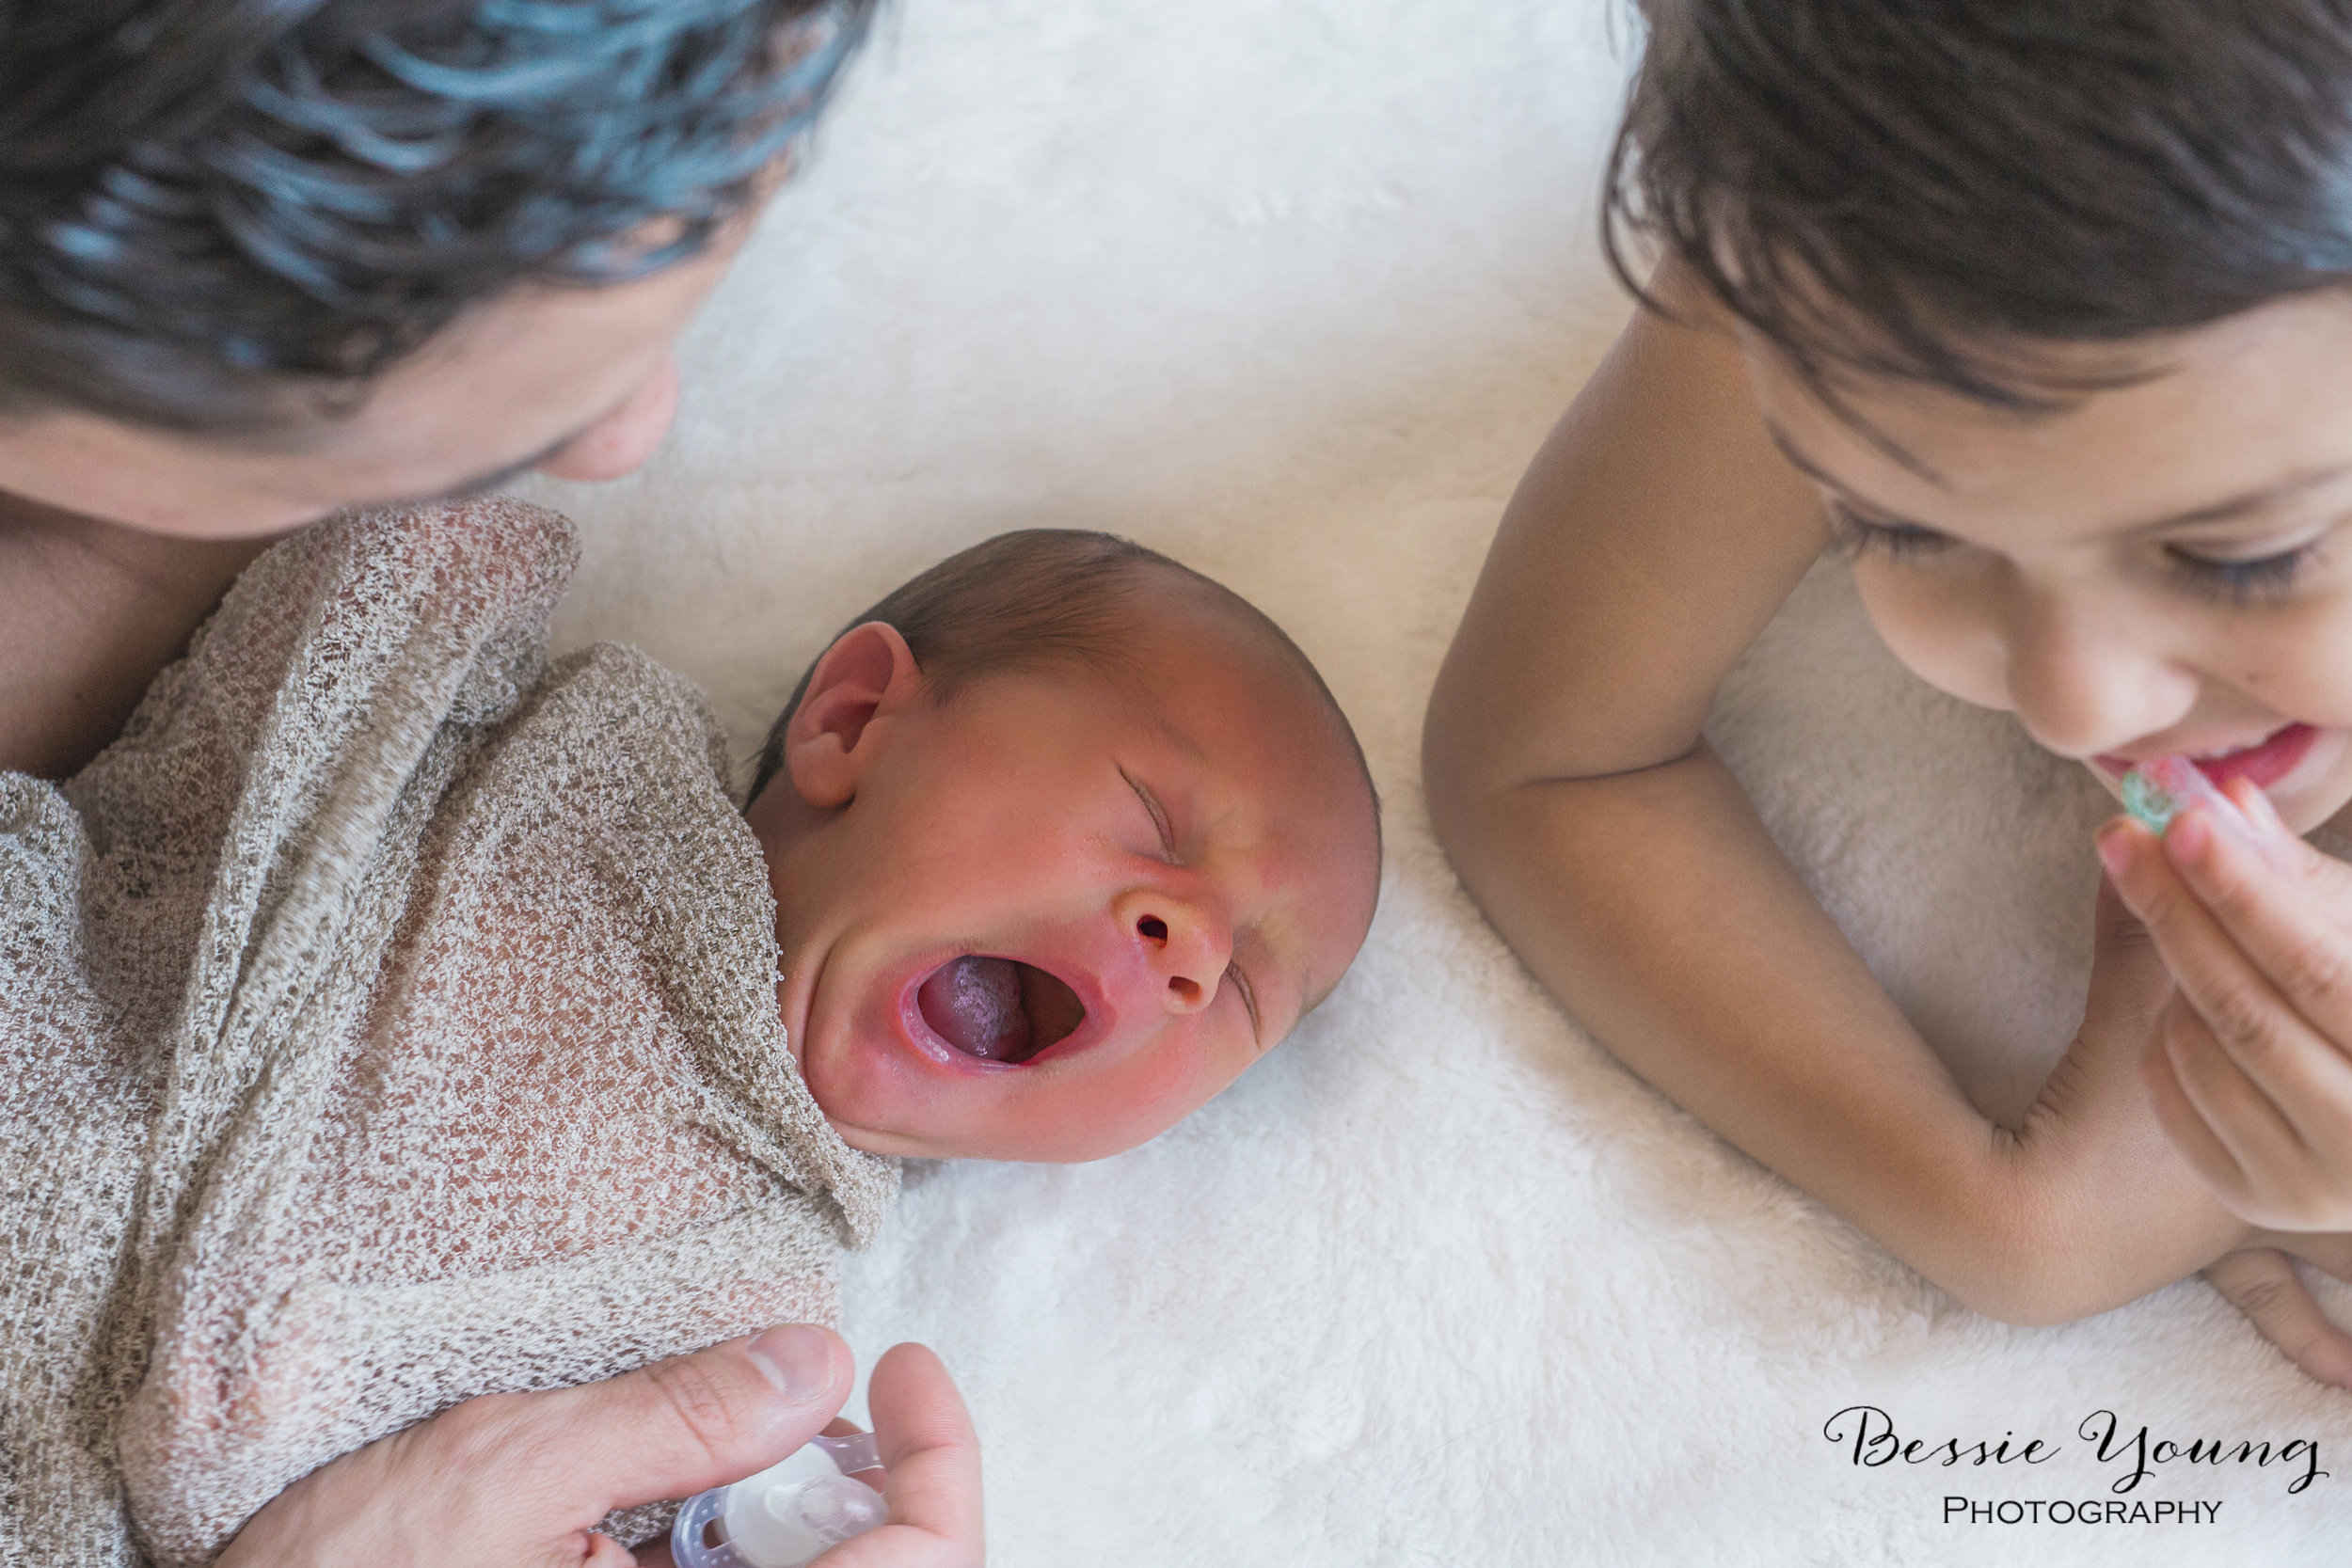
1423, 268, 2250, 1323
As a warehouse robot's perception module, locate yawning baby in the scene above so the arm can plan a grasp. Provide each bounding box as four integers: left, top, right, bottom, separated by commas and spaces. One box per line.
4, 499, 1378, 1566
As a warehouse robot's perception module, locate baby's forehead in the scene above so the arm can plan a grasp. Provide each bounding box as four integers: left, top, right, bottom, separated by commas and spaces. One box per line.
1106, 594, 1361, 765
962, 571, 1377, 862
1118, 607, 1380, 900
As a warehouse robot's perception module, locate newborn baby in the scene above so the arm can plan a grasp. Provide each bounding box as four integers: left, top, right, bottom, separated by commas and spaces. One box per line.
741, 524, 1379, 1164
0, 500, 1378, 1568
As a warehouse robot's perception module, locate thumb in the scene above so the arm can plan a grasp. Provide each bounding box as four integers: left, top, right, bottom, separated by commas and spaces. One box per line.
519, 1324, 856, 1524
2206, 1248, 2352, 1390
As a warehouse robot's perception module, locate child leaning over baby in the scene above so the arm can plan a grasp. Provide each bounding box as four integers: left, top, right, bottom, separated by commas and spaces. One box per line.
4, 499, 1377, 1566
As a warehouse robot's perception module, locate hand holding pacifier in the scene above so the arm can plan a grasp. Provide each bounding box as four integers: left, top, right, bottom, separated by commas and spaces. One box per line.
2099, 756, 2352, 1231
657, 1341, 982, 1568
673, 1432, 888, 1568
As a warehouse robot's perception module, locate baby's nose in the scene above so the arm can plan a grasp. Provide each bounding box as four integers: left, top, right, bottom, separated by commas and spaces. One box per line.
1113, 888, 1233, 1015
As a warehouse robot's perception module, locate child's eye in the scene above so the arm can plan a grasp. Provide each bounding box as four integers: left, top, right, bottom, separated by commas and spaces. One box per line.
2161, 543, 2317, 606
1825, 501, 1951, 562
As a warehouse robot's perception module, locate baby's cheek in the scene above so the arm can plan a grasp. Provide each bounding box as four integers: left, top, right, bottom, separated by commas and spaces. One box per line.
1065, 1027, 1223, 1149
800, 1033, 897, 1132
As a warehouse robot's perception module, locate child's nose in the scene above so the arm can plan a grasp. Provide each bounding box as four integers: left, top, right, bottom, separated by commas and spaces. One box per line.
1112, 888, 1233, 1015
1999, 586, 2198, 759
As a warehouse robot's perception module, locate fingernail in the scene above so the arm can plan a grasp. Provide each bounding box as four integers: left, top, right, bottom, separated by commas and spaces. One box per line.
2259, 792, 2291, 837
2168, 805, 2214, 863
2134, 755, 2286, 873
745, 1324, 838, 1402
2235, 778, 2294, 841
2225, 777, 2272, 832
2197, 794, 2297, 875
2096, 823, 2134, 880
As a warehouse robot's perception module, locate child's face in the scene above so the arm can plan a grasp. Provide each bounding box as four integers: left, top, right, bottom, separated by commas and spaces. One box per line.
748, 597, 1379, 1162
1742, 293, 2352, 834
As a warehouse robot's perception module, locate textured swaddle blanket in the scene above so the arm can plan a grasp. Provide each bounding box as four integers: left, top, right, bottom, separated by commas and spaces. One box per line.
1, 499, 897, 1568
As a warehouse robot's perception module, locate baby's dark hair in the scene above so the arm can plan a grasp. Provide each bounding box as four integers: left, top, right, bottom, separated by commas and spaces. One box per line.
744, 530, 1378, 837
1607, 0, 2352, 410
0, 0, 869, 436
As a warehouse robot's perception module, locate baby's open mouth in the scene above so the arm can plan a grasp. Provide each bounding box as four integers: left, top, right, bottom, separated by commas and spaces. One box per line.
915, 956, 1087, 1064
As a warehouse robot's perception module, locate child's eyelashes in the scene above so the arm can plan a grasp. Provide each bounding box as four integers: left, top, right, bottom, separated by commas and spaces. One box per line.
2161, 542, 2317, 605
1827, 495, 2324, 606
1824, 502, 1949, 562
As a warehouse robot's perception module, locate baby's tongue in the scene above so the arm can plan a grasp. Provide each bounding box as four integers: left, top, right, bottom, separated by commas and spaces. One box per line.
917, 956, 1034, 1060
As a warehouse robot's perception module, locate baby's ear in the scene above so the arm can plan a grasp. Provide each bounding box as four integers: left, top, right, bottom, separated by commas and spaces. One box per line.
784, 622, 921, 808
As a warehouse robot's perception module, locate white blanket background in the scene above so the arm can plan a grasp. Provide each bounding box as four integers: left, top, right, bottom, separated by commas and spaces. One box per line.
519, 1, 2352, 1560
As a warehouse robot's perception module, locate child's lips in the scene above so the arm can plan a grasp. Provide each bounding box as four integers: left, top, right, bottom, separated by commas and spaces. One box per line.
2095, 722, 2319, 791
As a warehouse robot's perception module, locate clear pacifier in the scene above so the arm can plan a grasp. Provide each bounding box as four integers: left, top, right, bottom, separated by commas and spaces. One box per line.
671, 1432, 886, 1568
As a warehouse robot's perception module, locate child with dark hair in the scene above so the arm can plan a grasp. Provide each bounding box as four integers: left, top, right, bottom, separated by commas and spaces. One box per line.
4, 501, 1379, 1564
1427, 0, 2352, 1380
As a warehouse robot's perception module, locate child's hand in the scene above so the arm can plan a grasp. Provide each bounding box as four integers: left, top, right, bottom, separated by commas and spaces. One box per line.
2205, 1237, 2352, 1389
2099, 781, 2352, 1231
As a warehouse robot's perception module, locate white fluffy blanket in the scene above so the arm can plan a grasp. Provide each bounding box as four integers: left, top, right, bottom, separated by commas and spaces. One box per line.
519, 0, 2352, 1559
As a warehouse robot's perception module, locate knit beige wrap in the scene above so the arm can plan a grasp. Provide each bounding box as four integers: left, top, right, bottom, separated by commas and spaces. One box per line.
2, 500, 897, 1567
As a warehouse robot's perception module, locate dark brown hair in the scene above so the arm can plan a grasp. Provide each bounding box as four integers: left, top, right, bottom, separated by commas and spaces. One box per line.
744, 529, 1378, 834
1606, 0, 2352, 410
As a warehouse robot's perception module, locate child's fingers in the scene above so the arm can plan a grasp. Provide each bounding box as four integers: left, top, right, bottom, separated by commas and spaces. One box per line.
2086, 871, 2169, 1025
2167, 796, 2352, 1018
2270, 1229, 2352, 1286
2225, 775, 2352, 895
2155, 1001, 2307, 1198
2143, 1008, 2261, 1208
2204, 1247, 2352, 1389
2146, 990, 2352, 1228
2101, 815, 2352, 1153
